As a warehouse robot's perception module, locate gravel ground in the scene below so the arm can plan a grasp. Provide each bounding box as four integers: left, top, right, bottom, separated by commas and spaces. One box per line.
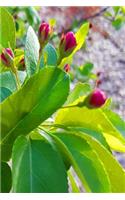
40, 7, 125, 190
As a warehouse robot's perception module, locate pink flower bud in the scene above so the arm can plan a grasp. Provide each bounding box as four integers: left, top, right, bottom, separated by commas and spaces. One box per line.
38, 22, 52, 48
0, 48, 14, 67
59, 31, 77, 58
64, 64, 70, 72
89, 89, 107, 108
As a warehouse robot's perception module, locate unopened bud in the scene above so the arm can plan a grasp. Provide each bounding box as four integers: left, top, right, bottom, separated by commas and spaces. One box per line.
38, 22, 53, 48
64, 64, 70, 72
59, 31, 77, 59
89, 89, 107, 108
0, 48, 14, 67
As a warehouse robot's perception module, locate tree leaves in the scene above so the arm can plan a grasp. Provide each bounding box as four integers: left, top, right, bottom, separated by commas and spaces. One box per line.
25, 26, 40, 77
52, 130, 125, 192
0, 7, 16, 49
53, 132, 111, 192
0, 66, 70, 161
55, 89, 125, 152
12, 136, 68, 192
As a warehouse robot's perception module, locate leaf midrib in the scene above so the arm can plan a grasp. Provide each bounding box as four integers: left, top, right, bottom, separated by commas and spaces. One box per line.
1, 68, 69, 145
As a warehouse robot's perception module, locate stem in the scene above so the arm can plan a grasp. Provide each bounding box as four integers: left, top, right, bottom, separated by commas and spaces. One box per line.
11, 66, 21, 90
39, 123, 69, 130
57, 57, 62, 66
60, 104, 80, 109
36, 48, 43, 72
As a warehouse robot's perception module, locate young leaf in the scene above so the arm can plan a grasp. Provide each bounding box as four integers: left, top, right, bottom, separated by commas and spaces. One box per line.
66, 82, 92, 105
0, 7, 16, 49
0, 87, 12, 102
0, 66, 70, 161
0, 71, 26, 95
12, 136, 68, 192
25, 26, 40, 77
0, 162, 12, 192
40, 43, 58, 68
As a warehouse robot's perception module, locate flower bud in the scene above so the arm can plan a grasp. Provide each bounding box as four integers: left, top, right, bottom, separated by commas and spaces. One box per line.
64, 64, 70, 72
59, 31, 77, 59
0, 48, 14, 67
89, 89, 107, 108
38, 22, 52, 48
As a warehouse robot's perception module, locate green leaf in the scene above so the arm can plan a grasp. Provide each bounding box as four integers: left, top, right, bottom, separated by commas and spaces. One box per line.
40, 43, 58, 68
71, 130, 125, 192
12, 136, 68, 192
102, 109, 125, 151
66, 82, 92, 105
55, 103, 125, 152
112, 17, 124, 30
68, 170, 80, 193
60, 22, 89, 67
0, 71, 26, 94
0, 87, 12, 102
0, 66, 70, 161
71, 127, 111, 151
121, 6, 125, 14
0, 7, 16, 49
54, 132, 111, 192
78, 62, 94, 76
25, 26, 40, 77
0, 162, 12, 192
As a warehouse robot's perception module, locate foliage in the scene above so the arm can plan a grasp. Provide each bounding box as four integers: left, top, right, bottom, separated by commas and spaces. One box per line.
0, 7, 125, 193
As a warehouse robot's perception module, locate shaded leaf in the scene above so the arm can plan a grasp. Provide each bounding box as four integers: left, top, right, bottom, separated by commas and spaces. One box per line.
12, 136, 68, 192
0, 162, 12, 192
54, 132, 111, 192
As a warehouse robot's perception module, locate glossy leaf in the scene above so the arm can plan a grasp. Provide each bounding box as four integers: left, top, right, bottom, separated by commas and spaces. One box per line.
0, 162, 12, 192
0, 66, 70, 161
12, 136, 68, 192
54, 132, 111, 192
40, 43, 57, 68
70, 130, 125, 192
55, 102, 125, 152
71, 126, 111, 151
25, 26, 40, 77
102, 109, 125, 151
0, 7, 16, 49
